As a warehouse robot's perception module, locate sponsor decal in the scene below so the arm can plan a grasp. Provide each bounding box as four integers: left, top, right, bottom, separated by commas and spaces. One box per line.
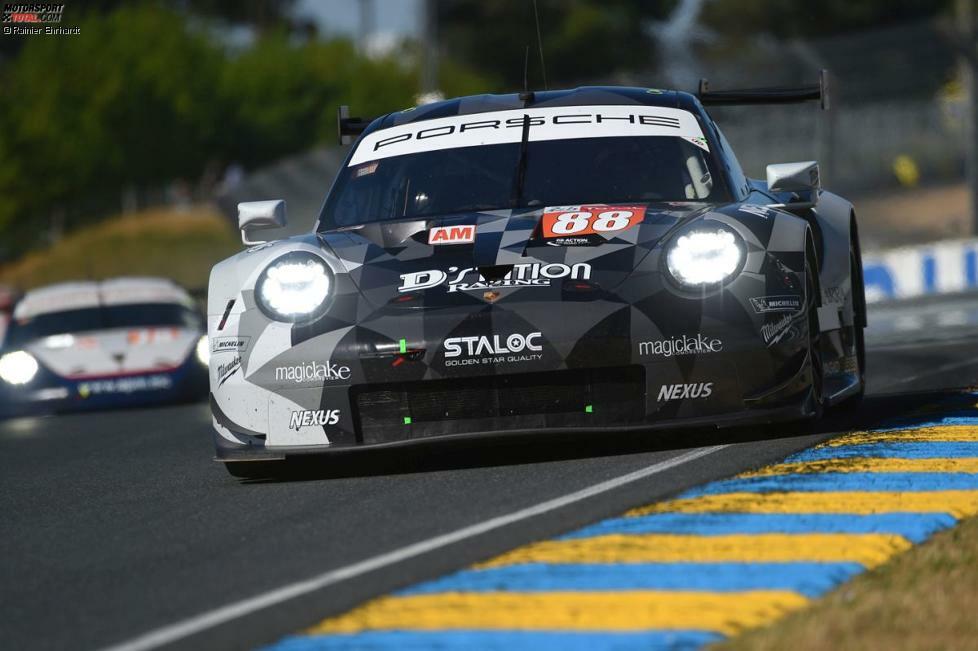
212, 336, 250, 354
749, 295, 802, 314
77, 374, 173, 398
429, 225, 475, 245
289, 409, 341, 430
275, 361, 351, 384
399, 262, 591, 293
824, 355, 859, 376
638, 334, 723, 358
443, 332, 543, 367
127, 328, 179, 345
761, 313, 795, 346
348, 105, 707, 166
354, 162, 378, 177
42, 334, 75, 349
771, 258, 800, 290
545, 236, 598, 247
738, 204, 775, 219
541, 205, 645, 240
681, 135, 710, 151
34, 387, 69, 401
216, 356, 241, 386
823, 286, 845, 306
658, 382, 713, 402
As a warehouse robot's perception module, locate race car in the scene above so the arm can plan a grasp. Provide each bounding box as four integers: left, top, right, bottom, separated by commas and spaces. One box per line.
208, 74, 866, 478
0, 277, 209, 417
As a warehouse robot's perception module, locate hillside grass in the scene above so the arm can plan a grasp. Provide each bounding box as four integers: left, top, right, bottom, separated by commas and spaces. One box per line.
717, 515, 978, 650
0, 206, 240, 292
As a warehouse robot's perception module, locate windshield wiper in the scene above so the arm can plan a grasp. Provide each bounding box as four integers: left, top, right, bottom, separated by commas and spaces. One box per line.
510, 113, 531, 208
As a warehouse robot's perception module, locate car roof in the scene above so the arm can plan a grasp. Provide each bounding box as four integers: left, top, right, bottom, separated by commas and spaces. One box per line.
14, 277, 193, 320
376, 86, 702, 131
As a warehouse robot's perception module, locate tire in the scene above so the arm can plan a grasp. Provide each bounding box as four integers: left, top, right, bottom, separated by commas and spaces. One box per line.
806, 241, 826, 419
223, 460, 285, 480
842, 244, 867, 407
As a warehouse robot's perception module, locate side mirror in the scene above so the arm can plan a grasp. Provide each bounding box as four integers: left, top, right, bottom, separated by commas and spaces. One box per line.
766, 161, 820, 207
238, 200, 286, 246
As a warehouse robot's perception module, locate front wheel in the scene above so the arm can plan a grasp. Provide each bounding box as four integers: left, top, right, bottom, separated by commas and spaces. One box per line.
806, 243, 826, 419
841, 244, 867, 408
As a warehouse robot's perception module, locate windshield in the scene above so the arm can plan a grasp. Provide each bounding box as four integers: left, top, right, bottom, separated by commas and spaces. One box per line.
5, 303, 202, 348
319, 105, 728, 230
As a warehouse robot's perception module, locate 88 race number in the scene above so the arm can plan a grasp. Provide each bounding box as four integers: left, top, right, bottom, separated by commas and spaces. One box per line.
541, 205, 646, 239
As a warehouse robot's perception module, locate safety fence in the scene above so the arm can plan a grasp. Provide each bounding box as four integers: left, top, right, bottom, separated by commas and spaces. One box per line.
863, 238, 978, 303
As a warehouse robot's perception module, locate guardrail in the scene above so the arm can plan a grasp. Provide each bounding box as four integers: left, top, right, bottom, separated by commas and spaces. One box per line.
863, 238, 978, 303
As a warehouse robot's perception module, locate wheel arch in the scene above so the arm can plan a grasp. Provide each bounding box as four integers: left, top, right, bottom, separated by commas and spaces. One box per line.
811, 191, 857, 321
849, 210, 867, 328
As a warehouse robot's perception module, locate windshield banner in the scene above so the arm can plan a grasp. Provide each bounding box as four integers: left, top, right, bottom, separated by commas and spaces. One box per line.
348, 105, 708, 166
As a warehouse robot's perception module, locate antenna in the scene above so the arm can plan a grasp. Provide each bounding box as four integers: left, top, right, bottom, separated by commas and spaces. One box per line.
519, 45, 533, 102
532, 0, 548, 90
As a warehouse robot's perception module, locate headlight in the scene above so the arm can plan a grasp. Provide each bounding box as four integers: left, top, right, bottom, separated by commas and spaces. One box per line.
255, 252, 333, 322
665, 227, 744, 287
0, 351, 39, 385
195, 336, 210, 365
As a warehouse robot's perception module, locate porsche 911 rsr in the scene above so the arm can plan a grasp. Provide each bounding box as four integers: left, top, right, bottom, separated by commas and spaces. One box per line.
0, 277, 209, 417
208, 79, 866, 478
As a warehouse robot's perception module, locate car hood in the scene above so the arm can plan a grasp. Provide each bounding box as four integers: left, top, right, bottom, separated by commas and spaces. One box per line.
319, 203, 716, 309
24, 327, 200, 379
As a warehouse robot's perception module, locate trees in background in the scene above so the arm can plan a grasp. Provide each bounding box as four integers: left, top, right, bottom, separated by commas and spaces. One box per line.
0, 3, 482, 258
699, 0, 951, 39
436, 0, 677, 90
0, 0, 960, 259
0, 5, 226, 254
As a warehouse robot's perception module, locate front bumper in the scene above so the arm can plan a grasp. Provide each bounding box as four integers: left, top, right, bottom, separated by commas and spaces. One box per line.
211, 256, 816, 458
0, 360, 208, 418
212, 336, 817, 461
214, 392, 813, 462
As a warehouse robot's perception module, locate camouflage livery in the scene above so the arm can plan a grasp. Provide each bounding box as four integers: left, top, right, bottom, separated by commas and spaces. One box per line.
207, 87, 865, 464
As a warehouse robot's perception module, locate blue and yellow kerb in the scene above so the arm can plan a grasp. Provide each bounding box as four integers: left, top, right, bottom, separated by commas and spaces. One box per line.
266, 395, 978, 650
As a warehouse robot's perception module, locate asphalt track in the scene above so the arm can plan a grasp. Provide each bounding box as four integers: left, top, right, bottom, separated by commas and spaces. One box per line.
4, 294, 978, 651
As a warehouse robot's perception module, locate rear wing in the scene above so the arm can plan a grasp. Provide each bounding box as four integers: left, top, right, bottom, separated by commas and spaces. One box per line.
697, 69, 830, 110
337, 105, 374, 145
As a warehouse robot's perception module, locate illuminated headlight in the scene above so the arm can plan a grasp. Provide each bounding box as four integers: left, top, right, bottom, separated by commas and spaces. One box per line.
0, 351, 39, 385
255, 252, 333, 322
195, 336, 210, 365
666, 227, 744, 287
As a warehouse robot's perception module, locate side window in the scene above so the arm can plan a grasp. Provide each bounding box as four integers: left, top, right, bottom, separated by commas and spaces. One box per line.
713, 124, 749, 200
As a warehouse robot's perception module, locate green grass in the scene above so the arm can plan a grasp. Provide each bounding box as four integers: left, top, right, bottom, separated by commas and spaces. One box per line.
716, 516, 978, 650
0, 206, 240, 291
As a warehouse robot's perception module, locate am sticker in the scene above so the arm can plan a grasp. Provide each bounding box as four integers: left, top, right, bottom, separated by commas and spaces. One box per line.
429, 225, 476, 245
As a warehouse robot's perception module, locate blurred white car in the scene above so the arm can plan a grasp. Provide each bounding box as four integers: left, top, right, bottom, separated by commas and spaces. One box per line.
0, 277, 208, 417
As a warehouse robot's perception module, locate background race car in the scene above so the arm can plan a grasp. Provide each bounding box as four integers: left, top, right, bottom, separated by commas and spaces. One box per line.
0, 277, 209, 417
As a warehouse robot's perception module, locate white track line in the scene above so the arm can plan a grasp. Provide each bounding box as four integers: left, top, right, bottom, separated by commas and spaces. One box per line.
99, 444, 727, 651
877, 356, 978, 390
